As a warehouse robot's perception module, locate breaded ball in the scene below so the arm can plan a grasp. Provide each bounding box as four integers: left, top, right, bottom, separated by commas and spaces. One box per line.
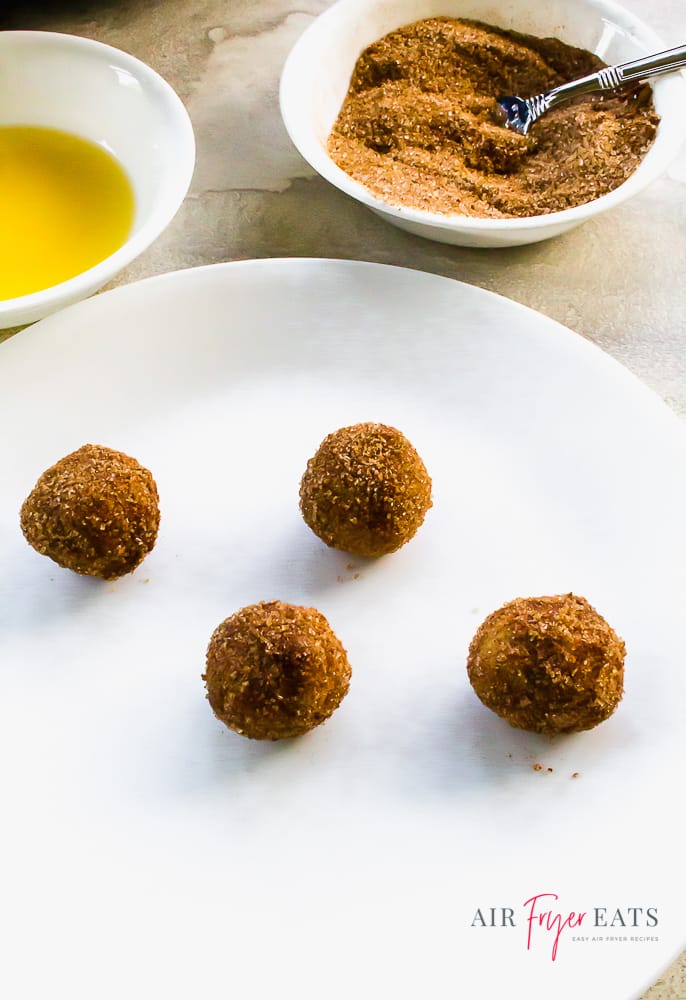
466, 593, 625, 735
204, 600, 351, 740
20, 443, 160, 581
299, 422, 432, 557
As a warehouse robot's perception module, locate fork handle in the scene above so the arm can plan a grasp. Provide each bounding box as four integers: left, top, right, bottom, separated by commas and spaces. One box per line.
614, 44, 686, 84
546, 43, 686, 108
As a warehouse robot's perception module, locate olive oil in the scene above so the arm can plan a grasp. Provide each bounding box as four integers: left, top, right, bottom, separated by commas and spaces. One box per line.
0, 126, 135, 300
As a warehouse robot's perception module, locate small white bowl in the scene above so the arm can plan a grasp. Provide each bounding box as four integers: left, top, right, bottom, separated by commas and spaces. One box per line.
280, 0, 686, 247
0, 31, 195, 328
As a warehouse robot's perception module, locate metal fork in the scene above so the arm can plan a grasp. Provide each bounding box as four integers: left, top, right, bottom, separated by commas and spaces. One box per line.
498, 43, 686, 135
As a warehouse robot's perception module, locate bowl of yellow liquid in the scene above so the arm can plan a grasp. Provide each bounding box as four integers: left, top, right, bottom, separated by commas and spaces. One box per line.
0, 32, 195, 328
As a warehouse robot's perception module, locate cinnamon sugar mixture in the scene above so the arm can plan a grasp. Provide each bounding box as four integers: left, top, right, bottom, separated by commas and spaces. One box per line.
327, 18, 659, 218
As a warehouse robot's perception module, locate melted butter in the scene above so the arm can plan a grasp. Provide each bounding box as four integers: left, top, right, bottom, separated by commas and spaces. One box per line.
0, 126, 135, 300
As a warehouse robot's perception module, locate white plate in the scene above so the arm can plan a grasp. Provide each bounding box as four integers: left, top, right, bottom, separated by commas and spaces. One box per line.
0, 260, 684, 1000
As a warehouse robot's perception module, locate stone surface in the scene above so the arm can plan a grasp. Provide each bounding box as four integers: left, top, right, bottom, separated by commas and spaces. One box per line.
1, 2, 684, 995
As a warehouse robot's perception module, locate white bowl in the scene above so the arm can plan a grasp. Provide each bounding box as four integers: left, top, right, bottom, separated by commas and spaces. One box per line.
280, 0, 686, 247
0, 31, 195, 328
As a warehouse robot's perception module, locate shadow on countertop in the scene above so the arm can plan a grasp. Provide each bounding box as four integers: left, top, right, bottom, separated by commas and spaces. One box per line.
0, 0, 147, 30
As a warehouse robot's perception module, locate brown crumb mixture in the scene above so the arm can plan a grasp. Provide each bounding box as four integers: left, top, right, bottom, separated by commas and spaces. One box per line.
328, 17, 659, 218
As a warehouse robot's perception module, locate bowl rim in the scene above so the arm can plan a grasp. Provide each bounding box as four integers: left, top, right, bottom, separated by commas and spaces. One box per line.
0, 30, 196, 322
280, 0, 686, 233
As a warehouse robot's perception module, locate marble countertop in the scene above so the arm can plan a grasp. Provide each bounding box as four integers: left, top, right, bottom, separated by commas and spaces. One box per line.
2, 1, 684, 996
